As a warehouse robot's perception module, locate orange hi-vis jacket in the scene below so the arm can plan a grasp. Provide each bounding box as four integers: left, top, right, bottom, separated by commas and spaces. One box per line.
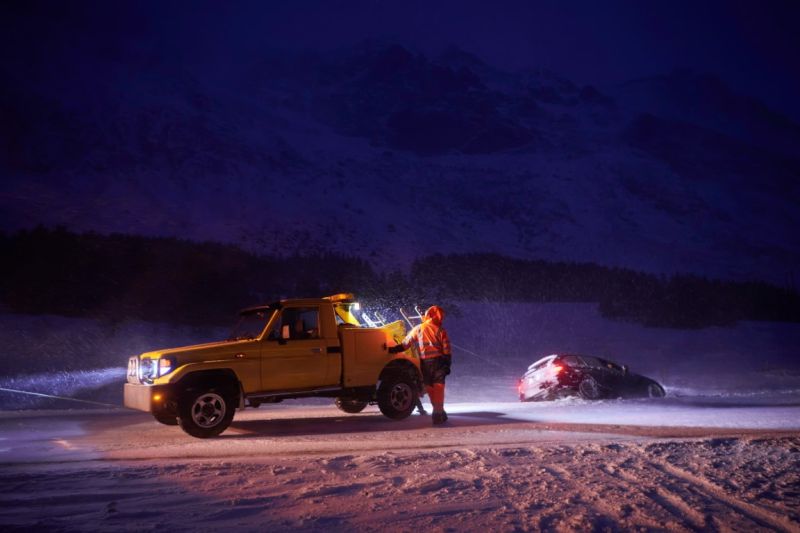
401, 320, 451, 360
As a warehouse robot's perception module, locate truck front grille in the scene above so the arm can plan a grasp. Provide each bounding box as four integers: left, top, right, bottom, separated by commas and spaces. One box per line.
127, 356, 140, 384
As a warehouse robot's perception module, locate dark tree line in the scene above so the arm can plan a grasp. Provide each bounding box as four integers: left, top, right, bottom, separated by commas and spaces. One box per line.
1, 228, 798, 328
0, 227, 377, 325
411, 253, 800, 328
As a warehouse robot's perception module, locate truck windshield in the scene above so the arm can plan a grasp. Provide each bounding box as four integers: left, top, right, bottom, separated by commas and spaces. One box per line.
228, 309, 273, 341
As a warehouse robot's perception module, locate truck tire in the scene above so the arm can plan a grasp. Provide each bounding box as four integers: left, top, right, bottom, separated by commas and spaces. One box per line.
335, 398, 368, 414
377, 373, 416, 420
153, 413, 178, 426
177, 389, 235, 438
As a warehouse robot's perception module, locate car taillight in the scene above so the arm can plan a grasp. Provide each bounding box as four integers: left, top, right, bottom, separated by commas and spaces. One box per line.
552, 364, 563, 374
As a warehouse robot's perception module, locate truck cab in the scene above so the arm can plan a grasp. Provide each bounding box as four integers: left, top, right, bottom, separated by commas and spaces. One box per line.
124, 294, 422, 437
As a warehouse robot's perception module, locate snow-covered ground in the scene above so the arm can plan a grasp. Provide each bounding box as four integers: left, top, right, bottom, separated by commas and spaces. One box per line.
1, 303, 798, 530
0, 404, 798, 531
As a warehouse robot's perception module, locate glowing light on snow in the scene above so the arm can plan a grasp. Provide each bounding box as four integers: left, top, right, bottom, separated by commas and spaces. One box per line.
0, 368, 124, 409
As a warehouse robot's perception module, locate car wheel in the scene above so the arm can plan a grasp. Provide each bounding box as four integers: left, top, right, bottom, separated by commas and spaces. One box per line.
153, 413, 178, 426
335, 397, 368, 413
647, 383, 666, 398
578, 377, 602, 400
377, 373, 416, 420
177, 390, 235, 438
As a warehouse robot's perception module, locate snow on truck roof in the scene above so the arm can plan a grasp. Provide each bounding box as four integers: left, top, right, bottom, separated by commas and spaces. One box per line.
239, 294, 357, 315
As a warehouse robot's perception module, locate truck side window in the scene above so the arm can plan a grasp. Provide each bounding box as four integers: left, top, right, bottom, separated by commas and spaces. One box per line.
270, 307, 320, 340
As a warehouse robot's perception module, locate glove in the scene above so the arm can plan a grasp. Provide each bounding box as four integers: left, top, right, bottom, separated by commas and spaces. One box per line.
442, 354, 452, 375
388, 344, 405, 354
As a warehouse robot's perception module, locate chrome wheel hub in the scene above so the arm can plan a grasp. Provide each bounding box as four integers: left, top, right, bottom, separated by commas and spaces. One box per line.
191, 393, 226, 428
389, 383, 413, 411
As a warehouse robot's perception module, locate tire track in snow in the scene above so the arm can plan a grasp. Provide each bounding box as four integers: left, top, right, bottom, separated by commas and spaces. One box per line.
350, 498, 505, 527
649, 457, 797, 532
537, 461, 615, 530
603, 456, 709, 531
466, 448, 564, 529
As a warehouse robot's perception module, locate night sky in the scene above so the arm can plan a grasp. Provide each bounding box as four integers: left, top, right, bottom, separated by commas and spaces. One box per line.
4, 0, 799, 119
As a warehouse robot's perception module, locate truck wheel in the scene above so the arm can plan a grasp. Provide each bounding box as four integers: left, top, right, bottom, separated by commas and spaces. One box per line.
335, 398, 368, 414
153, 413, 178, 426
377, 374, 416, 420
647, 383, 666, 398
177, 390, 235, 438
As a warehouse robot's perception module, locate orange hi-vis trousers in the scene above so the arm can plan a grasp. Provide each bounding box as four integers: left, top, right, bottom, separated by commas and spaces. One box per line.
426, 383, 446, 413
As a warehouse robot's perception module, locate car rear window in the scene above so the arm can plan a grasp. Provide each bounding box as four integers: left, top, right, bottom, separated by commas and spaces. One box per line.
560, 355, 584, 368
526, 356, 555, 374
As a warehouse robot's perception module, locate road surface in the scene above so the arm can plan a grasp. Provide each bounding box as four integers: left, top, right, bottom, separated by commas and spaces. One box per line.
1, 399, 799, 531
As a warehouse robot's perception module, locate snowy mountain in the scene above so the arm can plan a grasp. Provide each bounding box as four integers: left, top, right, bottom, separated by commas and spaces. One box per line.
2, 43, 799, 283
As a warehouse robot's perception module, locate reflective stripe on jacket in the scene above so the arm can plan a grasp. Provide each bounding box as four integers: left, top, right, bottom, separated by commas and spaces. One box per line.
403, 321, 451, 360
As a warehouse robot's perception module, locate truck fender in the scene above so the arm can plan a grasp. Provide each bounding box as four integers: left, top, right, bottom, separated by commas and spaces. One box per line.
173, 369, 243, 408
378, 359, 422, 392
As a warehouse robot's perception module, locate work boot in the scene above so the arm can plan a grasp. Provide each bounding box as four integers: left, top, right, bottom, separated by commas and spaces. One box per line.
417, 407, 428, 415
432, 412, 446, 425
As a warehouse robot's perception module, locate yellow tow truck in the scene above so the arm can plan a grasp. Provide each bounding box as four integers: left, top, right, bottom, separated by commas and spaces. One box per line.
124, 294, 421, 437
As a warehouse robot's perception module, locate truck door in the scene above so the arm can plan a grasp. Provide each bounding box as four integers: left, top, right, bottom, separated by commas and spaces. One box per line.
260, 306, 333, 390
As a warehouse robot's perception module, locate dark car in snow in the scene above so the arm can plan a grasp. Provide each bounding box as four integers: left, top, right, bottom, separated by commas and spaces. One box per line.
518, 354, 665, 401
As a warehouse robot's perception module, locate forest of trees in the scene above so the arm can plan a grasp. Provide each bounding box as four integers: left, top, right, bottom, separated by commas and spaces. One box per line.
0, 227, 377, 325
411, 254, 800, 328
1, 227, 798, 329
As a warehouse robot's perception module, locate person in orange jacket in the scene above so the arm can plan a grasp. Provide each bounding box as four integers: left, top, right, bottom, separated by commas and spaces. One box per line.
389, 305, 452, 425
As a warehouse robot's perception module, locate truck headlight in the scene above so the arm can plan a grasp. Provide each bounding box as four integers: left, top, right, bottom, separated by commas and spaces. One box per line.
158, 356, 176, 376
136, 357, 176, 383
138, 358, 156, 383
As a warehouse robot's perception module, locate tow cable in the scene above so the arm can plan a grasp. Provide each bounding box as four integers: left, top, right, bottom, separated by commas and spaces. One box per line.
0, 386, 123, 409
451, 342, 507, 370
398, 306, 508, 370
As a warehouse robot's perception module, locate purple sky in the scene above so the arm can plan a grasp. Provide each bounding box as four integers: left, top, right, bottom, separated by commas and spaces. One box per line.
3, 0, 800, 120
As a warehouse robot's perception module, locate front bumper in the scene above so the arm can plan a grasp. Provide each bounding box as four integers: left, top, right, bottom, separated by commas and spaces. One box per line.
124, 383, 174, 414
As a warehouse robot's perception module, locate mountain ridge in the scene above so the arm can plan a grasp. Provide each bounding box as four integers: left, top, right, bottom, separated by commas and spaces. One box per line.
1, 43, 798, 284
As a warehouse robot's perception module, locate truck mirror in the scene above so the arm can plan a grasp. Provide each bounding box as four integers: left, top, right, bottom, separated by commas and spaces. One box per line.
282, 324, 291, 340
